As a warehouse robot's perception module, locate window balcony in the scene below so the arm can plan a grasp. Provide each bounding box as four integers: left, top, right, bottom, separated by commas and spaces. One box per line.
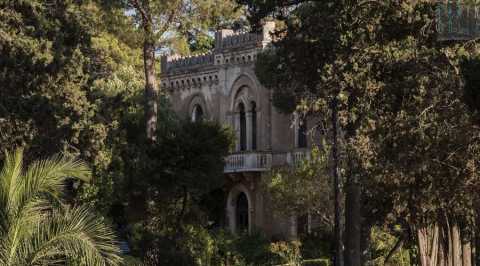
224, 151, 272, 173
224, 149, 311, 173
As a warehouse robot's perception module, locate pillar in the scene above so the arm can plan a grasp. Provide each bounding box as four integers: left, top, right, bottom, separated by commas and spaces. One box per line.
246, 111, 253, 150
234, 113, 240, 151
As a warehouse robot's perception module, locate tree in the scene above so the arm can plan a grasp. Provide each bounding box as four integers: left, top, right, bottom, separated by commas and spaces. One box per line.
125, 0, 244, 141
364, 39, 480, 266
0, 0, 148, 215
241, 1, 480, 265
114, 107, 234, 262
0, 149, 122, 265
263, 146, 334, 229
245, 1, 395, 264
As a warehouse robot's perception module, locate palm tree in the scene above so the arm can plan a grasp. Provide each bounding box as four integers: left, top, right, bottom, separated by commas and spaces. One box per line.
0, 149, 122, 265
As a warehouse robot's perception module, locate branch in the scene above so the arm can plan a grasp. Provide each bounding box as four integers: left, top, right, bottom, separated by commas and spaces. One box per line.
384, 234, 405, 265
157, 6, 178, 40
129, 0, 151, 25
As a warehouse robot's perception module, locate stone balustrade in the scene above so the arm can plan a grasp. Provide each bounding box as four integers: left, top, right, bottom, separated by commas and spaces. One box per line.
224, 149, 311, 173
224, 151, 272, 173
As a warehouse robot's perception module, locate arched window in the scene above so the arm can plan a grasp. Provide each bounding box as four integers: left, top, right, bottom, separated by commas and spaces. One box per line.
298, 118, 307, 148
251, 102, 257, 150
236, 192, 249, 232
192, 104, 203, 122
239, 103, 246, 151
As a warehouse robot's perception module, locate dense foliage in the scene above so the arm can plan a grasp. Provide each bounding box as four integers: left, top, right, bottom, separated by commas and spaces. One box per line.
246, 0, 480, 265
0, 1, 235, 264
0, 149, 121, 265
4, 0, 480, 265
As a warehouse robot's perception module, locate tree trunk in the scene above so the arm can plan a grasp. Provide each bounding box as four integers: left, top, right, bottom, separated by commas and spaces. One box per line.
475, 205, 480, 266
463, 240, 472, 266
452, 223, 462, 266
438, 226, 447, 266
176, 186, 188, 228
143, 22, 158, 142
332, 97, 344, 266
473, 239, 476, 266
360, 223, 371, 265
417, 224, 439, 266
345, 179, 361, 266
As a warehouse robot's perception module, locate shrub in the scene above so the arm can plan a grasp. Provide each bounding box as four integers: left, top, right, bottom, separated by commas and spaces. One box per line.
231, 232, 277, 265
299, 232, 332, 260
270, 241, 302, 266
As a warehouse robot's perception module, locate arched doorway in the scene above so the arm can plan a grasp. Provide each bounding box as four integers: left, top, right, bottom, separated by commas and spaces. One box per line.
236, 192, 249, 233
192, 104, 204, 122
226, 184, 252, 234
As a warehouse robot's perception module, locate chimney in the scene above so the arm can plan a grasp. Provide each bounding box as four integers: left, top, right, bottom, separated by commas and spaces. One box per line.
160, 56, 168, 73
215, 29, 234, 51
262, 20, 276, 42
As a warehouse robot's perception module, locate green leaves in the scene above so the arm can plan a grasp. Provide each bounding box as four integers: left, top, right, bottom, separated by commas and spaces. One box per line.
0, 148, 122, 265
263, 146, 332, 223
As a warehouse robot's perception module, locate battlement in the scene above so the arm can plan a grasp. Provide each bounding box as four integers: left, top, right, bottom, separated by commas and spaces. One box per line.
161, 21, 275, 76
161, 53, 214, 73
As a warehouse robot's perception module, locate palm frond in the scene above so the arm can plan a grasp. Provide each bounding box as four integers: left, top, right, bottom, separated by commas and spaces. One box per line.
0, 149, 122, 266
0, 149, 24, 219
24, 205, 122, 266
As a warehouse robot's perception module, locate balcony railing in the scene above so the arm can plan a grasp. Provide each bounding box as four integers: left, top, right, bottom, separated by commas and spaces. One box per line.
286, 149, 311, 167
224, 152, 272, 173
224, 149, 311, 173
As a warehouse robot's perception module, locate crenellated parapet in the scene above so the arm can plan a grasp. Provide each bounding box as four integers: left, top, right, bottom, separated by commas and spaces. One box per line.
161, 53, 214, 74
160, 21, 275, 84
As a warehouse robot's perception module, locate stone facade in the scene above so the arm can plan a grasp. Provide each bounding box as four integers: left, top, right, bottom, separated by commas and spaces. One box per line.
161, 22, 316, 239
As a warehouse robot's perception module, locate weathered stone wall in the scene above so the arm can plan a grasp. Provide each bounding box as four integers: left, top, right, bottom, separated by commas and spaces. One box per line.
161, 22, 314, 238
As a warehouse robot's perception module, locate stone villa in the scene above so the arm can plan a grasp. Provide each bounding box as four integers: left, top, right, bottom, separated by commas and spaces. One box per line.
160, 22, 317, 239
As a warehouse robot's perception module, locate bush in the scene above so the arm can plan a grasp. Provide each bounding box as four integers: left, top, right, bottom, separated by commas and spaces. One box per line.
270, 241, 302, 266
299, 232, 332, 260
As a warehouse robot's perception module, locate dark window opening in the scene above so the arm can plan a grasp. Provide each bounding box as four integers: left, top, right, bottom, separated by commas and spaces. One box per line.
192, 105, 203, 122
239, 103, 246, 151
236, 192, 249, 232
298, 119, 307, 148
251, 102, 257, 150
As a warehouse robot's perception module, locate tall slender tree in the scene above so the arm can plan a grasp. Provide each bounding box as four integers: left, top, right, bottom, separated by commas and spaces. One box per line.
246, 1, 392, 264
126, 0, 244, 141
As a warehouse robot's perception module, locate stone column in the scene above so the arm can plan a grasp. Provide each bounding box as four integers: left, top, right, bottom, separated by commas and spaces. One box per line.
246, 111, 253, 150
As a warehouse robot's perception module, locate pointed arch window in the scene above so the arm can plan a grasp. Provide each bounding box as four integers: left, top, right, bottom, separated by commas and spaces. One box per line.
236, 192, 249, 233
192, 104, 204, 122
239, 103, 247, 151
